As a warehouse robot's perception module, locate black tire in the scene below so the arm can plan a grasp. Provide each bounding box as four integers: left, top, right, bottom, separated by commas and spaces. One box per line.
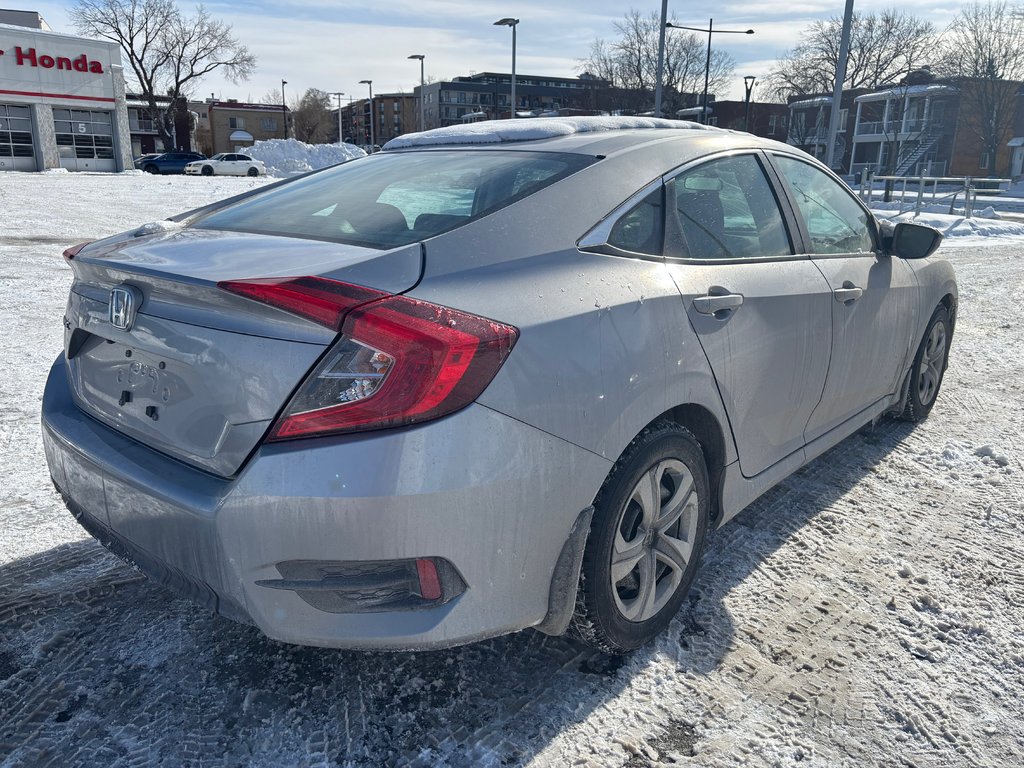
201, 165, 214, 176
143, 164, 158, 174
570, 421, 709, 653
246, 167, 259, 177
900, 305, 951, 422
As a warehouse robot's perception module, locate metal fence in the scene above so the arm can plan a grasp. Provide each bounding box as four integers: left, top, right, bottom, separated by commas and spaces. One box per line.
856, 171, 1012, 219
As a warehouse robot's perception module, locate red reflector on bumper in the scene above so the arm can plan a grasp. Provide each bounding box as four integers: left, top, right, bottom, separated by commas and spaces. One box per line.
416, 558, 442, 601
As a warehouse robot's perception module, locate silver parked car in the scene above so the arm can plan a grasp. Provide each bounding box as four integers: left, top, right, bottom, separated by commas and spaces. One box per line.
42, 118, 956, 652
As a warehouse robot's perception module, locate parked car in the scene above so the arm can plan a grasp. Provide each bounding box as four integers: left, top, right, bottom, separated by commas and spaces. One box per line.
43, 118, 956, 653
136, 151, 206, 174
185, 153, 266, 177
132, 153, 161, 166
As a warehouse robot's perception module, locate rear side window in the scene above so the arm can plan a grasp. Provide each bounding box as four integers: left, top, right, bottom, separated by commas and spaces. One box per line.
193, 150, 592, 248
607, 188, 663, 256
668, 154, 792, 260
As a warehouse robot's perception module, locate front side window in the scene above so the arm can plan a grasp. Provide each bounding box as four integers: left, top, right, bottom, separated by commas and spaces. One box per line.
194, 150, 592, 248
669, 154, 792, 260
773, 154, 875, 255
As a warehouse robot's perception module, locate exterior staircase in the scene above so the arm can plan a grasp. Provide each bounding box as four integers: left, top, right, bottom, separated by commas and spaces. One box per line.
894, 127, 942, 175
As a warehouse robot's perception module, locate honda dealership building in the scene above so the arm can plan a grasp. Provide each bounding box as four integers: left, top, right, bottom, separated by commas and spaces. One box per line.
0, 17, 133, 172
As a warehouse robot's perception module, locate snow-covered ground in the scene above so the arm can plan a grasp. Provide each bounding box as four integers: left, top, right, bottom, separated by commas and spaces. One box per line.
1, 172, 1023, 767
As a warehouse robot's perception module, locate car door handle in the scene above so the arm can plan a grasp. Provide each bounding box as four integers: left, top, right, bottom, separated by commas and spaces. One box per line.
693, 293, 744, 316
833, 285, 864, 303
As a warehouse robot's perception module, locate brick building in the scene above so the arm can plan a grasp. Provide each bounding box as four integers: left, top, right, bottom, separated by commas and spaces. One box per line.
194, 100, 289, 155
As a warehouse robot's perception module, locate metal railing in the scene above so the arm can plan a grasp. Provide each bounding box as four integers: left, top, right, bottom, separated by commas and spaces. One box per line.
857, 171, 1011, 219
854, 118, 941, 136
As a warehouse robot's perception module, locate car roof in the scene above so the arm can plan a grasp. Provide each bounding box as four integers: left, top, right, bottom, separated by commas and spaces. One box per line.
381, 116, 793, 159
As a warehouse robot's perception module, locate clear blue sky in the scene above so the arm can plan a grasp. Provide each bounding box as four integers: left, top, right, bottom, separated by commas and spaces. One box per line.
26, 0, 962, 103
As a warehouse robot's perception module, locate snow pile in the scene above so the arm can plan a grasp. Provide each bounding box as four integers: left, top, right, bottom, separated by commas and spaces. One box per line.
384, 115, 709, 149
244, 138, 365, 177
872, 206, 1024, 243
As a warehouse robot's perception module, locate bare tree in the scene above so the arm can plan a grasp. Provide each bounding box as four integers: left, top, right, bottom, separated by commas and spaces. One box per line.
70, 0, 256, 150
290, 88, 332, 144
581, 9, 735, 115
936, 1, 1024, 176
765, 11, 935, 100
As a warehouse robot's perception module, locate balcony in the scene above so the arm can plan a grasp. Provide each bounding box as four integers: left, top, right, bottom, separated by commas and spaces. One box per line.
855, 118, 940, 137
129, 119, 157, 133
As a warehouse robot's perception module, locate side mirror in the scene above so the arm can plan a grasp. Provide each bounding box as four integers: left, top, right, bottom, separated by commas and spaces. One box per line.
889, 221, 943, 260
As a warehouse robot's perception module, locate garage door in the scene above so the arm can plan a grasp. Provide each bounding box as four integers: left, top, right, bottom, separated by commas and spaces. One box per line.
54, 108, 116, 172
0, 104, 36, 172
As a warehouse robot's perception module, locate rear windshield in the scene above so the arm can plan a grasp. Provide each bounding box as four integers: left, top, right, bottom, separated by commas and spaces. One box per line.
192, 150, 593, 249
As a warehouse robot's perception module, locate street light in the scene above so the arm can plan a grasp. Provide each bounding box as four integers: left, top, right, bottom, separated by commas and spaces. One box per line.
408, 54, 425, 132
666, 20, 753, 125
493, 18, 519, 119
330, 91, 344, 143
281, 79, 288, 139
743, 76, 756, 132
359, 79, 374, 149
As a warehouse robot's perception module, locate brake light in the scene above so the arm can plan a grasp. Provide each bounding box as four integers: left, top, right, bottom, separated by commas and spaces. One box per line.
269, 293, 518, 440
62, 241, 92, 261
218, 276, 387, 331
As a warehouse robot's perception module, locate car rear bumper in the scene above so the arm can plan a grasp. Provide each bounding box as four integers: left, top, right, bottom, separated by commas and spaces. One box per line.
41, 355, 610, 649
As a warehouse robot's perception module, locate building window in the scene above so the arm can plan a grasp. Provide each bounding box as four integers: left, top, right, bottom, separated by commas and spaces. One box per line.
53, 108, 114, 160
229, 117, 246, 130
768, 114, 777, 135
792, 112, 806, 137
837, 109, 848, 132
0, 104, 34, 160
260, 118, 277, 131
980, 152, 991, 170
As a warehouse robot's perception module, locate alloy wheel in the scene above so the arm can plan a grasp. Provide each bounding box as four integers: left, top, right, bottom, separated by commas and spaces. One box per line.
610, 459, 699, 622
917, 321, 947, 406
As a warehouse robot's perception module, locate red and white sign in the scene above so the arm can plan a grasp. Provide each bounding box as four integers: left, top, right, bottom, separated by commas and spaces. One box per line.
0, 27, 119, 104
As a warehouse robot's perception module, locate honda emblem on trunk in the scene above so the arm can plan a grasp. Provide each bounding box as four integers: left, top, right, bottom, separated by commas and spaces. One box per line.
109, 285, 142, 331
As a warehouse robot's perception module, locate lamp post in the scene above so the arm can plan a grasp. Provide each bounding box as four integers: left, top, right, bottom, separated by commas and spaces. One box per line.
281, 79, 288, 139
654, 0, 669, 116
408, 54, 425, 131
493, 18, 519, 118
330, 92, 344, 143
743, 76, 755, 132
359, 79, 374, 149
666, 20, 753, 125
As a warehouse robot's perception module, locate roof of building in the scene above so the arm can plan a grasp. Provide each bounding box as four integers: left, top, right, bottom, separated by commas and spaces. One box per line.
855, 84, 957, 102
209, 101, 289, 113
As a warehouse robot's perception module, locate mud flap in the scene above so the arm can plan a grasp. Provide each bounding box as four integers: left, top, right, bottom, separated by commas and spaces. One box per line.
535, 506, 594, 636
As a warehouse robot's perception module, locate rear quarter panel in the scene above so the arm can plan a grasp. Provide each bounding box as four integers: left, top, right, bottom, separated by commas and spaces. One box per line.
409, 146, 738, 471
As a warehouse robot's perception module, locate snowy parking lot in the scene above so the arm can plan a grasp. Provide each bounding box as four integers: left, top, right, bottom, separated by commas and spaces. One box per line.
1, 171, 1023, 767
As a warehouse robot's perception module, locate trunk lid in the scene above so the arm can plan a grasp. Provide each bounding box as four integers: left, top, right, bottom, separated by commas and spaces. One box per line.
63, 228, 423, 477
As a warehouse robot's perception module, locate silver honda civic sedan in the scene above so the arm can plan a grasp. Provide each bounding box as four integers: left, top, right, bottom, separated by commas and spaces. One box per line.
41, 118, 956, 652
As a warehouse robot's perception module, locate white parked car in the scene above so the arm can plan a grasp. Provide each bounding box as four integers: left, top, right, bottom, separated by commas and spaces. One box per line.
186, 153, 266, 177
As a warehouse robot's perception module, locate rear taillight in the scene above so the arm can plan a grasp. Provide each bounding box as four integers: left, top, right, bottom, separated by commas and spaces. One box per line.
218, 276, 519, 440
270, 293, 518, 440
218, 276, 387, 331
62, 241, 92, 261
